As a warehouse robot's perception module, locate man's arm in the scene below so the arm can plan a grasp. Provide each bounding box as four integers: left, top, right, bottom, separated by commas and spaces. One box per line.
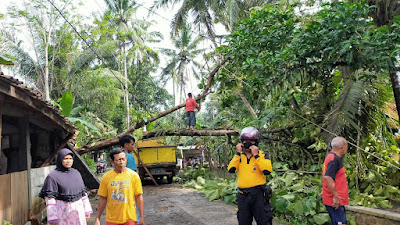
135, 194, 145, 225
228, 143, 243, 173
94, 196, 107, 225
324, 176, 340, 209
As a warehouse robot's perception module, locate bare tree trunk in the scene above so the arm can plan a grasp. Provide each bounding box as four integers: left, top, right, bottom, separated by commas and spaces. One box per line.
124, 45, 130, 128
44, 5, 54, 101
44, 38, 50, 101
173, 79, 176, 106
339, 66, 350, 83
204, 11, 218, 49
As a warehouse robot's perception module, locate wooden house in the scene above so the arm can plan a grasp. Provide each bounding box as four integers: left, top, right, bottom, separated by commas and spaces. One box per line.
0, 72, 98, 225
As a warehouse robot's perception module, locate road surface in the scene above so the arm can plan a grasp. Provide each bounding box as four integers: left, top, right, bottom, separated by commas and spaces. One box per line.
88, 179, 286, 225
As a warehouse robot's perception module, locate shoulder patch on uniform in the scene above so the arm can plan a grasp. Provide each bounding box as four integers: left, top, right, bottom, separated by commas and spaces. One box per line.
264, 152, 270, 159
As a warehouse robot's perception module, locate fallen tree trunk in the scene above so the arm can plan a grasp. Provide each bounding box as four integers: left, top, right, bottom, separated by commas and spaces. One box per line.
143, 129, 240, 139
142, 126, 294, 139
77, 58, 229, 155
78, 124, 294, 155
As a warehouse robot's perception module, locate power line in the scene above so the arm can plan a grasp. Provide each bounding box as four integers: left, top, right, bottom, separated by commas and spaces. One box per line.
93, 2, 400, 170
48, 0, 160, 116
223, 66, 400, 170
285, 107, 400, 170
46, 0, 125, 87
94, 1, 177, 115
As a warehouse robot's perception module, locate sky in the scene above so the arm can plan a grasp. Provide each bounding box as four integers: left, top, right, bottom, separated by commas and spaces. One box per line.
0, 0, 229, 105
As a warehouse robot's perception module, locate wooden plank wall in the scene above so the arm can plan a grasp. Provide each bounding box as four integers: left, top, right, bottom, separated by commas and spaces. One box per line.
0, 171, 29, 225
0, 173, 11, 223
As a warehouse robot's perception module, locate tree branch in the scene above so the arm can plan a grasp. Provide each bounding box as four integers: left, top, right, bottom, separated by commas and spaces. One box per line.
77, 58, 229, 154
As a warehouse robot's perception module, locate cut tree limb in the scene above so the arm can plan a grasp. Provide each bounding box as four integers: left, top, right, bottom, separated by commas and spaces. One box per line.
140, 126, 295, 140
142, 129, 240, 139
238, 91, 258, 118
77, 58, 229, 155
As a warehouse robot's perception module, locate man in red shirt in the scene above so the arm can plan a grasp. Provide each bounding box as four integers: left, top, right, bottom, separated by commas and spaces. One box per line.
185, 93, 200, 130
322, 136, 349, 225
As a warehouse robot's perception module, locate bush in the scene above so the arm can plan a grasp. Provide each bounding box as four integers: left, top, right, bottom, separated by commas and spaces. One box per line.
82, 154, 96, 174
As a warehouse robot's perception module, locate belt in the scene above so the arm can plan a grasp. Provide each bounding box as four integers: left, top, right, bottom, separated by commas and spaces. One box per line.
238, 185, 264, 195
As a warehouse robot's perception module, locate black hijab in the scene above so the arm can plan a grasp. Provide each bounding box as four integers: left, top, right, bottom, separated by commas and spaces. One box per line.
39, 148, 87, 202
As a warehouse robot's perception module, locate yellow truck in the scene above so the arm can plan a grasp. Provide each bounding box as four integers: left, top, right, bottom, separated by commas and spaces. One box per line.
135, 138, 177, 183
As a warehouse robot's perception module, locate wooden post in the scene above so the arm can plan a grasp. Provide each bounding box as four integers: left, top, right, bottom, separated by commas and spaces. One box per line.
132, 150, 158, 186
180, 148, 184, 169
19, 116, 31, 219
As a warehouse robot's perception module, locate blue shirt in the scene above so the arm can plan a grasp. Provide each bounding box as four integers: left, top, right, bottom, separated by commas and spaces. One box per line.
126, 152, 137, 170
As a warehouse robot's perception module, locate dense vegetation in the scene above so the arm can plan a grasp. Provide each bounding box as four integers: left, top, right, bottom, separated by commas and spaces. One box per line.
1, 0, 400, 224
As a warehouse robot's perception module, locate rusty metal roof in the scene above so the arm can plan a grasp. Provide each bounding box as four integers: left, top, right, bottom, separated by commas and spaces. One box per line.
0, 72, 76, 133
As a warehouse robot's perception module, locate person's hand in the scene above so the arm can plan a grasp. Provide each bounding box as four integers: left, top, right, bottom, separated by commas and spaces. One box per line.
250, 145, 259, 156
139, 217, 146, 225
332, 195, 340, 209
236, 143, 243, 153
86, 214, 90, 221
94, 218, 101, 225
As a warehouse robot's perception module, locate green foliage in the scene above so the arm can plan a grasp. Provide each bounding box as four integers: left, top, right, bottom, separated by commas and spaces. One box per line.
53, 91, 118, 147
0, 55, 14, 65
57, 91, 73, 117
268, 171, 327, 225
82, 154, 96, 174
3, 0, 80, 100
179, 168, 215, 183
180, 169, 237, 204
213, 2, 400, 213
73, 111, 118, 147
180, 162, 395, 225
68, 69, 124, 123
3, 221, 12, 225
160, 22, 205, 104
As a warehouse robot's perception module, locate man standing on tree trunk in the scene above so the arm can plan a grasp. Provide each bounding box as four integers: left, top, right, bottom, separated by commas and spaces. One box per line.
323, 136, 349, 225
185, 93, 200, 131
228, 127, 273, 225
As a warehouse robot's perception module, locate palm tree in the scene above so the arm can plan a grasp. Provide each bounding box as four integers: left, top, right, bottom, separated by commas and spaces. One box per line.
152, 0, 218, 47
160, 23, 205, 105
1, 0, 72, 101
104, 0, 162, 128
152, 0, 270, 47
213, 0, 269, 32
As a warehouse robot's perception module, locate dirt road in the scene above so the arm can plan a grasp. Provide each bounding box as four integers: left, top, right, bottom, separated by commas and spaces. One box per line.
89, 180, 286, 225
142, 182, 238, 225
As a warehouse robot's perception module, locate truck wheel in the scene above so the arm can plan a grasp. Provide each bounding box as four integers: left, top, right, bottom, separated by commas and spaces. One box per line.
167, 175, 173, 184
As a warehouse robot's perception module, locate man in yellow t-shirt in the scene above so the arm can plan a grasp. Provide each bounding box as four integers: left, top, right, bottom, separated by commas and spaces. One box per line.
228, 127, 273, 225
95, 148, 145, 225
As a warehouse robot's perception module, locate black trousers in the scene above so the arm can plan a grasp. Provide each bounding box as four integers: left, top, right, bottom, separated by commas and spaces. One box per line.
237, 189, 273, 225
